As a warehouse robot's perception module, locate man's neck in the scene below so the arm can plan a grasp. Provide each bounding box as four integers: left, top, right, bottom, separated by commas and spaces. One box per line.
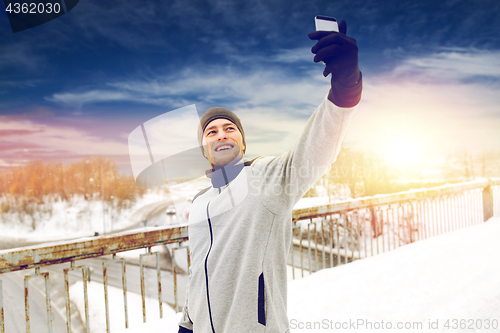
206, 157, 244, 188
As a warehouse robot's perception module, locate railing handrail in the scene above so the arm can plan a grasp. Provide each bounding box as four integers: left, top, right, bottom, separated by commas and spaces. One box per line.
293, 179, 499, 220
0, 226, 188, 273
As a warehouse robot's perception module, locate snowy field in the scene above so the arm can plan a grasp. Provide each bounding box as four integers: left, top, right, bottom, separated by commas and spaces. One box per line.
0, 191, 168, 242
106, 217, 500, 332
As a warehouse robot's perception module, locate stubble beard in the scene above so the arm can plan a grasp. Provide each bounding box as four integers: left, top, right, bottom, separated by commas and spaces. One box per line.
209, 146, 243, 168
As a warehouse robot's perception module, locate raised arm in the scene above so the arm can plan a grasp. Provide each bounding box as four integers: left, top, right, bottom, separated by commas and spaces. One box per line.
255, 20, 362, 213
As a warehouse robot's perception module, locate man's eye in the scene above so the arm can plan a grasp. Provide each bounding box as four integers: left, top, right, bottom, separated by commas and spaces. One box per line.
207, 130, 216, 136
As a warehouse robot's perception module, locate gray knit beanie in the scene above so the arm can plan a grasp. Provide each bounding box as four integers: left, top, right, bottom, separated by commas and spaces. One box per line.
198, 107, 246, 156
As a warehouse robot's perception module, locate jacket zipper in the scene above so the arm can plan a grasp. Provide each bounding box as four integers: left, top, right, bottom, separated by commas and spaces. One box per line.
204, 201, 216, 333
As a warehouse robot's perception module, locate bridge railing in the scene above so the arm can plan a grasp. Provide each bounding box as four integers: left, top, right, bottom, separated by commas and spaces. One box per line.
0, 227, 188, 333
288, 179, 500, 278
0, 178, 498, 332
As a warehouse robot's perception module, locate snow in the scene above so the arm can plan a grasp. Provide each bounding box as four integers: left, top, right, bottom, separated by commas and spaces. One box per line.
287, 217, 500, 332
293, 196, 332, 210
69, 280, 177, 333
112, 246, 163, 259
0, 191, 167, 242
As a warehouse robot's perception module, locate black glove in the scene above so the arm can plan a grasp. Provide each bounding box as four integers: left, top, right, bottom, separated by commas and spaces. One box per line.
308, 20, 362, 107
178, 326, 193, 333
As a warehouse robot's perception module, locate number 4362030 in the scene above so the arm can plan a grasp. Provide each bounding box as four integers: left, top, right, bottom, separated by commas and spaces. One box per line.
5, 2, 61, 14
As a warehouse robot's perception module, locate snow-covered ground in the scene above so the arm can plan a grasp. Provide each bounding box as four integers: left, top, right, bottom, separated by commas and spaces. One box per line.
0, 191, 168, 242
287, 217, 500, 332
69, 280, 177, 333
102, 217, 500, 332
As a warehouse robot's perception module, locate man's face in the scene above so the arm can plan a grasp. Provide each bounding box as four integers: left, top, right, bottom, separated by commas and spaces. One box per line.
202, 118, 245, 167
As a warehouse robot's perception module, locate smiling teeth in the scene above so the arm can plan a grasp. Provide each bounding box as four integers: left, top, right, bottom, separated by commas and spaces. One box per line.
217, 145, 232, 151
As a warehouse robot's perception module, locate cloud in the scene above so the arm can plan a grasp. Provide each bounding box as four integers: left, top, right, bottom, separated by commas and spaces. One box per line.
218, 46, 313, 65
0, 116, 129, 166
0, 42, 45, 71
270, 47, 313, 63
48, 90, 133, 105
48, 60, 329, 112
67, 0, 173, 49
386, 48, 500, 83
0, 129, 44, 137
237, 106, 312, 158
0, 159, 22, 168
0, 141, 41, 152
46, 56, 333, 160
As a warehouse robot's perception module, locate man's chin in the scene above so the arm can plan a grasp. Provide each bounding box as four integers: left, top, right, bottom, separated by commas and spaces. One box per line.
212, 152, 242, 167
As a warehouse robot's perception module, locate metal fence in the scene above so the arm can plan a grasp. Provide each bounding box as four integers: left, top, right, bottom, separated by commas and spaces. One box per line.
0, 227, 188, 333
0, 179, 498, 332
288, 179, 500, 277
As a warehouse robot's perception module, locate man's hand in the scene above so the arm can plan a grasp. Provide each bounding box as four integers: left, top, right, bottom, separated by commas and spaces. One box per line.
308, 20, 360, 87
308, 19, 362, 107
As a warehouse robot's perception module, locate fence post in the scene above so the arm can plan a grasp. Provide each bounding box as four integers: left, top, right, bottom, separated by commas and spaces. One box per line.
369, 206, 379, 237
483, 180, 493, 222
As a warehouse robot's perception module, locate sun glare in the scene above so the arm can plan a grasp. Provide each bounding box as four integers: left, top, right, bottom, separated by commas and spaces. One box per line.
383, 136, 422, 168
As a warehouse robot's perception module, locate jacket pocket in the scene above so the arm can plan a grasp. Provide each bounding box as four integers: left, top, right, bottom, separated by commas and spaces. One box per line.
258, 273, 266, 326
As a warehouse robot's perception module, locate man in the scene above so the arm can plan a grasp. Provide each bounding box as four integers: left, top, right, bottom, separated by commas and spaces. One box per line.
178, 20, 361, 333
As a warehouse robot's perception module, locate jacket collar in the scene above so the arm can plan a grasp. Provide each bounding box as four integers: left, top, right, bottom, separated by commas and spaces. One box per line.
205, 158, 245, 188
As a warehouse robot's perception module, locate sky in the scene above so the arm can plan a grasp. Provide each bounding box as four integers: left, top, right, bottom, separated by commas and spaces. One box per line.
1, 0, 499, 175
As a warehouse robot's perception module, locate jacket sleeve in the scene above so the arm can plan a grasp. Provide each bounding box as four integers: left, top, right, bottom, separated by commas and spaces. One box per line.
254, 93, 357, 213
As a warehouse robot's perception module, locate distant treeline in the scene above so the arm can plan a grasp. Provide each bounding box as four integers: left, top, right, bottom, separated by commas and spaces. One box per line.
317, 147, 500, 199
1, 150, 498, 205
0, 157, 145, 206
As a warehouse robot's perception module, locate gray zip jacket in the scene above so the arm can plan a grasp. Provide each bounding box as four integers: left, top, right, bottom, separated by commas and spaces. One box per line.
179, 95, 357, 332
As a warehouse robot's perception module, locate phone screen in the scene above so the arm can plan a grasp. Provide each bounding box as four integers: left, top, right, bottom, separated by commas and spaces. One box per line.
315, 15, 338, 32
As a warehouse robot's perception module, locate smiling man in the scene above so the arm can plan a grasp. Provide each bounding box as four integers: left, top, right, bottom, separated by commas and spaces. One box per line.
199, 107, 246, 169
178, 20, 362, 333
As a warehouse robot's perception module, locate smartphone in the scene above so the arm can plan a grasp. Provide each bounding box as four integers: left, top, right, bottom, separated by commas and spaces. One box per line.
315, 15, 338, 32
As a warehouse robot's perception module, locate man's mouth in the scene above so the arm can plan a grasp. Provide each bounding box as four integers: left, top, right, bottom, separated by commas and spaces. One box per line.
215, 144, 234, 152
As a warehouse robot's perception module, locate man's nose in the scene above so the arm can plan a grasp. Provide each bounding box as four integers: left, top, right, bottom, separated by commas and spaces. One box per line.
217, 131, 227, 140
